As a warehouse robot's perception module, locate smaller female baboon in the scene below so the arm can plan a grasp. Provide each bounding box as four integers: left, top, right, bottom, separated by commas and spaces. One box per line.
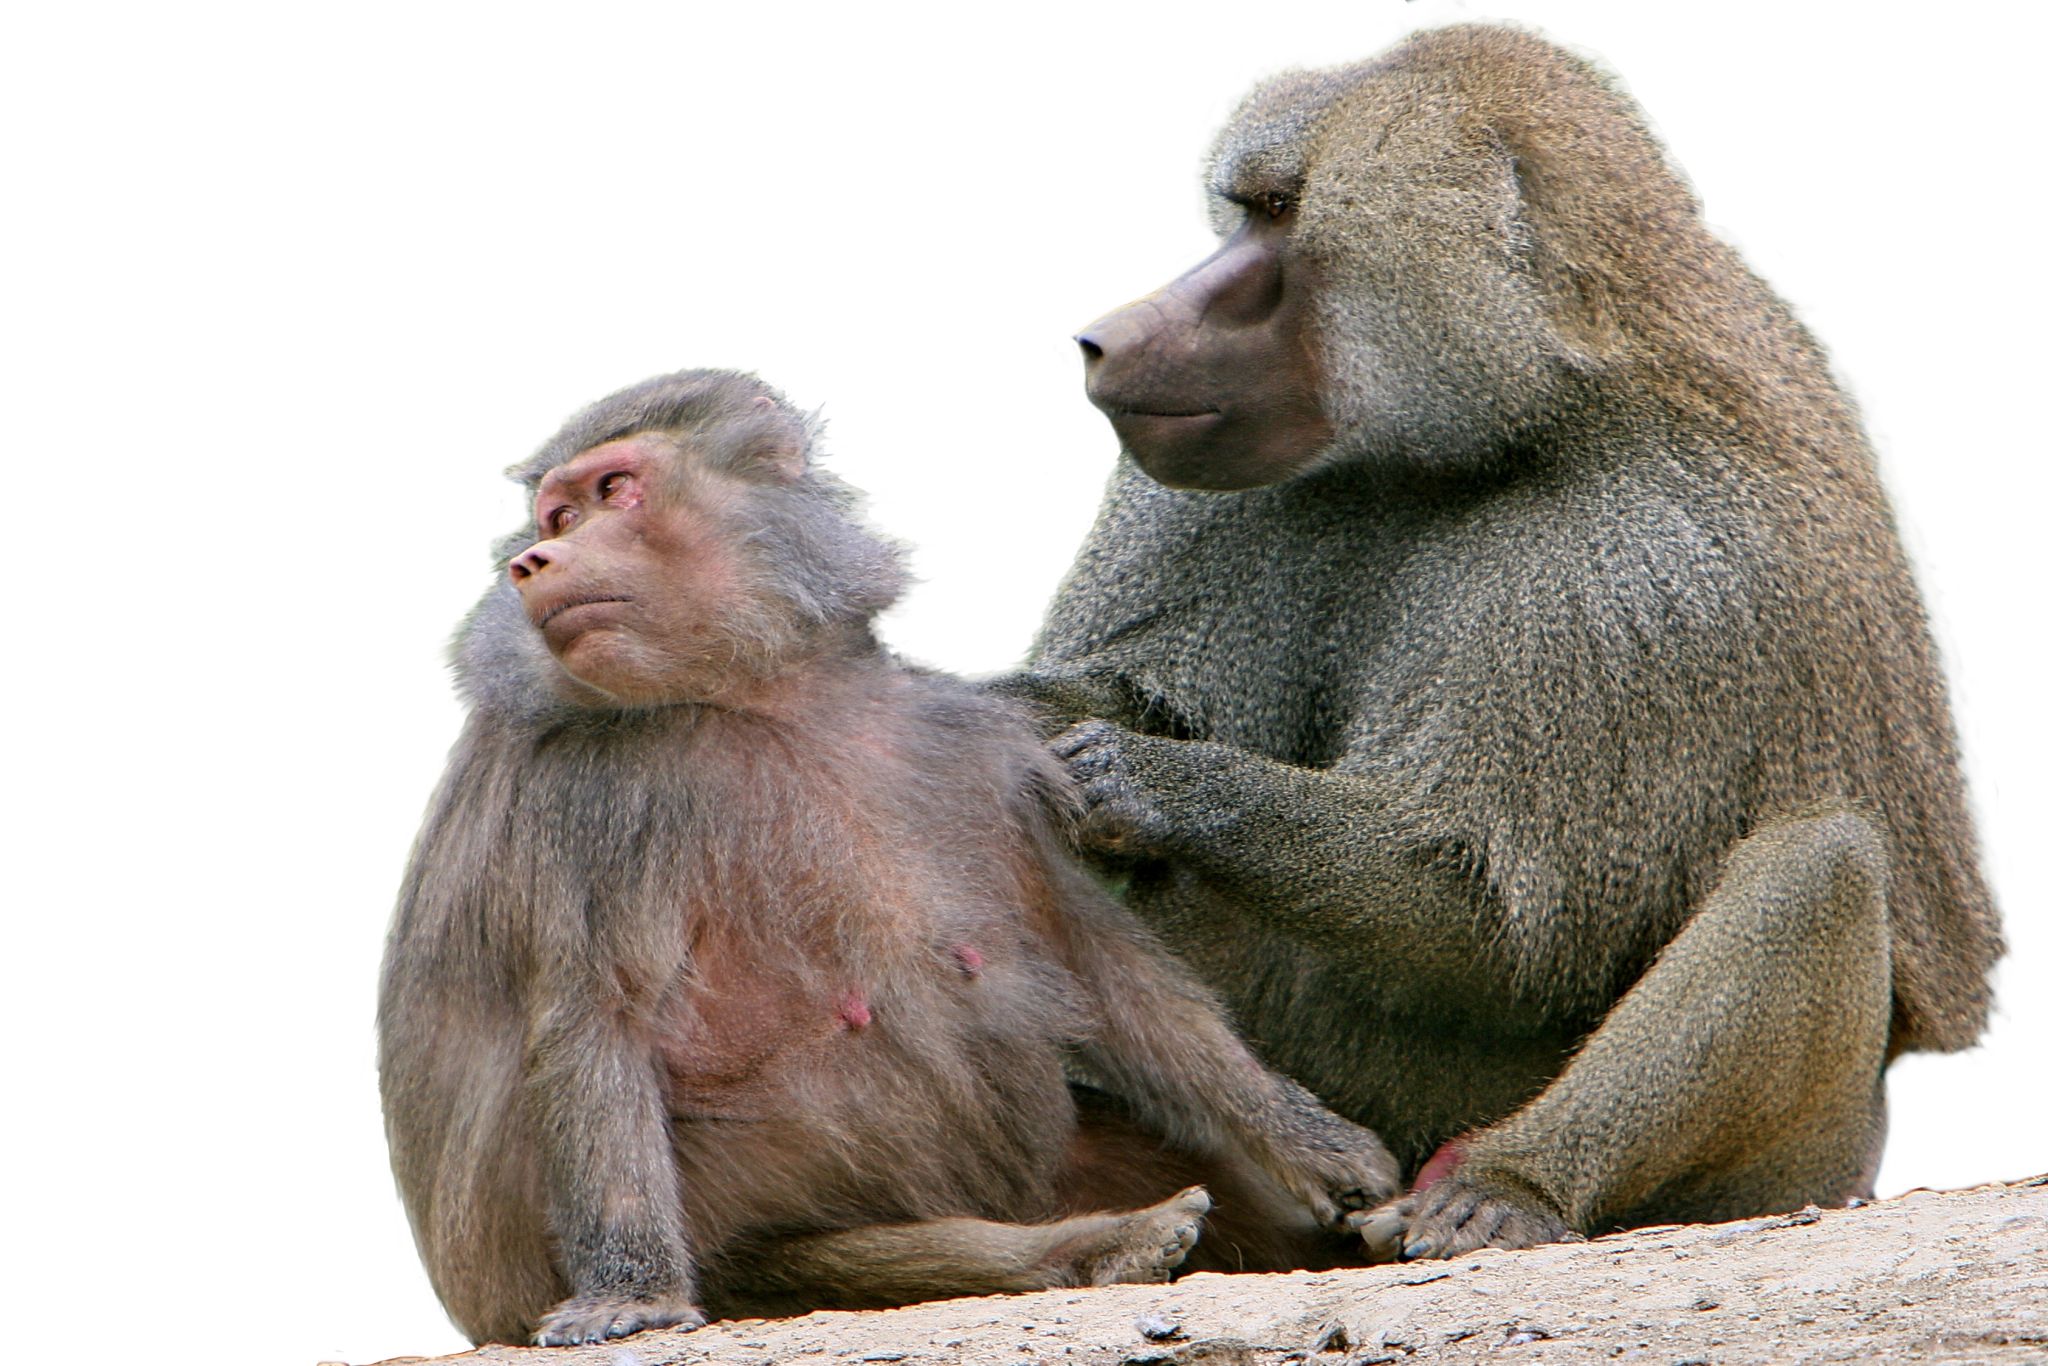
378, 369, 1396, 1346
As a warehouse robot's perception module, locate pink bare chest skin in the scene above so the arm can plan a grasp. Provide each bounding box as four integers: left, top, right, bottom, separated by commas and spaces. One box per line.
628, 683, 1085, 1246
656, 939, 845, 1112
657, 917, 1000, 1106
647, 701, 1017, 1120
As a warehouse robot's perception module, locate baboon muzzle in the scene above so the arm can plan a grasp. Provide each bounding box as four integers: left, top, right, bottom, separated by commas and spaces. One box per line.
1077, 221, 1332, 491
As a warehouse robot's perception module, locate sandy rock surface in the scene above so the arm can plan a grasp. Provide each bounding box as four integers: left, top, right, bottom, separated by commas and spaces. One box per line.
355, 1177, 2048, 1366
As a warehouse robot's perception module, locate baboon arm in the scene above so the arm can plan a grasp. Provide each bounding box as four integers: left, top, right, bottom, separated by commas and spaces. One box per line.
1042, 870, 1401, 1216
1054, 887, 1295, 1148
524, 1006, 699, 1309
1056, 723, 1486, 977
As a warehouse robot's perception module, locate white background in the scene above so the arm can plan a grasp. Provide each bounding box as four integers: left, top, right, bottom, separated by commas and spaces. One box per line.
4, 3, 2040, 1363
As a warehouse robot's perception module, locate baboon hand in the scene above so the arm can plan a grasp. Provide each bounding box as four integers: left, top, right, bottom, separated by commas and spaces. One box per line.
533, 1291, 707, 1346
1272, 1119, 1403, 1229
1051, 720, 1178, 857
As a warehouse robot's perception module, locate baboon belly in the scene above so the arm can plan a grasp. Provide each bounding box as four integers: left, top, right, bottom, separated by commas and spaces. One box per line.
660, 982, 1079, 1252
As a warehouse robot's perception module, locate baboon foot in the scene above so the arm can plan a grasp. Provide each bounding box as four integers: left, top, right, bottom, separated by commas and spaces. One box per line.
532, 1291, 707, 1346
1368, 1173, 1572, 1259
1067, 1185, 1213, 1285
1348, 1194, 1414, 1263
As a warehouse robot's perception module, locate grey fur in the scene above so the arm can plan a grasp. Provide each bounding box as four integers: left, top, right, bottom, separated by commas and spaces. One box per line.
1007, 25, 2001, 1256
379, 371, 1397, 1345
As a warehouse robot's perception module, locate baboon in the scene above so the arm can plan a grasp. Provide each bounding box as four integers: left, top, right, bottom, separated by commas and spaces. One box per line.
378, 370, 1398, 1346
1006, 24, 2003, 1259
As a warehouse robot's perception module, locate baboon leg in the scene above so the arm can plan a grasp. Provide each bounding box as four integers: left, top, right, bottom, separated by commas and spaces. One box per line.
703, 1187, 1212, 1317
1389, 809, 1893, 1257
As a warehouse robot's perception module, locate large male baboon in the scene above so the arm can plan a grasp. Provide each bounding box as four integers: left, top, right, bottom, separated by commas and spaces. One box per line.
378, 370, 1396, 1346
1007, 25, 2003, 1259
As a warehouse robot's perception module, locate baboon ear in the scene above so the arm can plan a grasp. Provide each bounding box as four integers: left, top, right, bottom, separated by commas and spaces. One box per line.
740, 393, 811, 483
1493, 120, 1624, 362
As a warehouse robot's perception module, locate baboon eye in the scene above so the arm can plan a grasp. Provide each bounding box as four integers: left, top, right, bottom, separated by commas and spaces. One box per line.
598, 472, 630, 500
547, 505, 577, 535
1261, 191, 1293, 219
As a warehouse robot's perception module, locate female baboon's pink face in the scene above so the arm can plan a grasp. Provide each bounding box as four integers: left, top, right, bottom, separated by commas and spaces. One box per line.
507, 434, 745, 704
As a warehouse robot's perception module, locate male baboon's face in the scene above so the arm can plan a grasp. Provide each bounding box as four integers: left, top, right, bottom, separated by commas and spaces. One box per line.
1076, 193, 1334, 491
1082, 51, 1598, 487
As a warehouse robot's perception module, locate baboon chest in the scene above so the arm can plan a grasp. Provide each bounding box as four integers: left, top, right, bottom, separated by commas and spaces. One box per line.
1047, 475, 1425, 764
644, 783, 1081, 1237
647, 775, 1074, 1135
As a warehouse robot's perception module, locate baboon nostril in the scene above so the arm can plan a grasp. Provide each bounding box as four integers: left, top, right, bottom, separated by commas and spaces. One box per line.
1076, 335, 1105, 363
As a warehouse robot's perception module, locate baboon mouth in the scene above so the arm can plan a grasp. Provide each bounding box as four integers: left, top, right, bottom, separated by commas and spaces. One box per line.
1103, 404, 1222, 420
538, 596, 633, 629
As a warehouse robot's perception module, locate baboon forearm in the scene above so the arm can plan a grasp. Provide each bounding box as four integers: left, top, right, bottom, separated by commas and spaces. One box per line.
1048, 869, 1324, 1147
526, 1016, 696, 1300
1115, 734, 1479, 963
1059, 898, 1401, 1210
1067, 927, 1287, 1151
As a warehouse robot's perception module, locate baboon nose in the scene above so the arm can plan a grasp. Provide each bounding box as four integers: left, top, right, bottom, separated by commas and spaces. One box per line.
508, 544, 552, 585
